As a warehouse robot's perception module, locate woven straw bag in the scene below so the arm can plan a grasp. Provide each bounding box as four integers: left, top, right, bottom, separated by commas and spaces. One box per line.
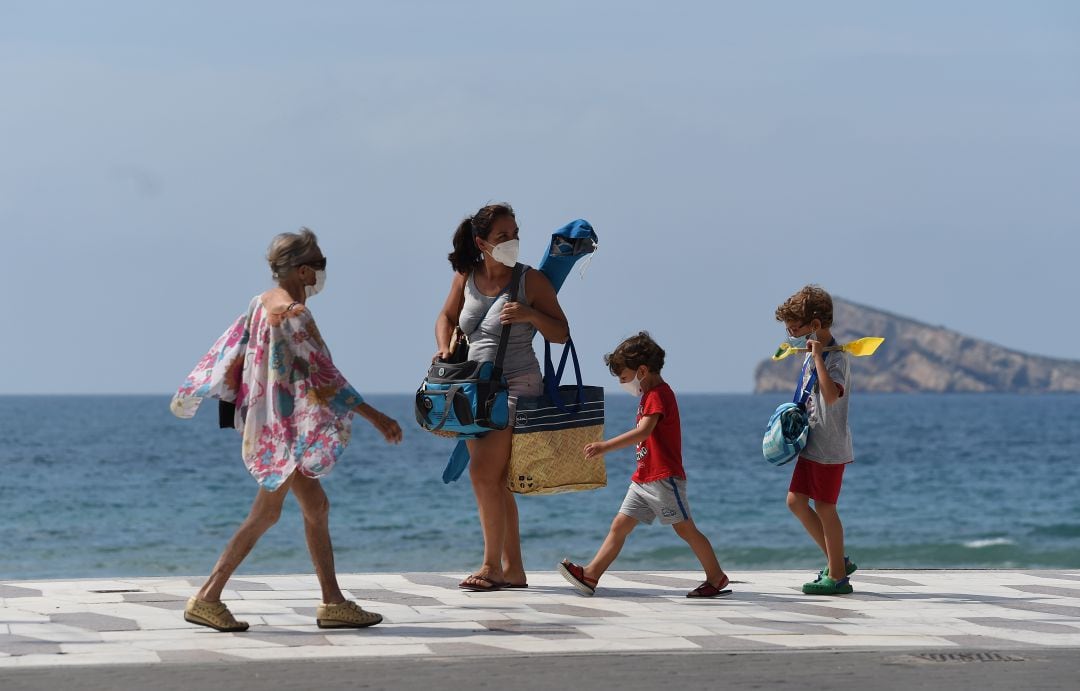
509, 410, 606, 494
507, 339, 606, 495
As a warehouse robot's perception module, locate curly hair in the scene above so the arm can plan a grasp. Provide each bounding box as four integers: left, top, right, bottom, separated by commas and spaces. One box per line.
604, 331, 666, 375
775, 284, 833, 328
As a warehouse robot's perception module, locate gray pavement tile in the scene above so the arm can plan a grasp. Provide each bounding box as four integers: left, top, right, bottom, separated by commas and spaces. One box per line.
345, 589, 443, 607
122, 592, 188, 604
123, 592, 189, 610
1006, 585, 1080, 598
401, 573, 463, 588
50, 612, 140, 632
244, 629, 333, 646
715, 617, 842, 635
755, 601, 867, 620
0, 635, 62, 656
990, 601, 1080, 618
127, 599, 189, 611
0, 585, 44, 598
615, 573, 704, 588
594, 588, 690, 601
1019, 572, 1080, 583
940, 635, 1044, 650
228, 580, 275, 591
854, 575, 922, 586
157, 649, 248, 663
770, 622, 852, 635
527, 604, 627, 618
962, 617, 1080, 634
478, 620, 589, 639
687, 635, 789, 651
366, 625, 485, 639
427, 641, 517, 656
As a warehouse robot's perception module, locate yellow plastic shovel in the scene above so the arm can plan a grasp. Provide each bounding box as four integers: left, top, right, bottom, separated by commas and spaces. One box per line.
771, 337, 885, 361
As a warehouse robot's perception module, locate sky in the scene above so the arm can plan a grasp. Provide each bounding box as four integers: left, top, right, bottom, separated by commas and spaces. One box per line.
2, 1, 1078, 394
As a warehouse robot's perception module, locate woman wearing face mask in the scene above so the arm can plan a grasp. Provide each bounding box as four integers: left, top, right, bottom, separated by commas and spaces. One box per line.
171, 227, 403, 631
435, 203, 570, 591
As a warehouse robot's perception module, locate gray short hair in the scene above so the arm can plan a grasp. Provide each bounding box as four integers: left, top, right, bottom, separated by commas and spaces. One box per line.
267, 227, 322, 280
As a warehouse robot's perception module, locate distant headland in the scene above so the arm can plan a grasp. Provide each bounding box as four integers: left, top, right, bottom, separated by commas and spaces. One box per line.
754, 298, 1080, 393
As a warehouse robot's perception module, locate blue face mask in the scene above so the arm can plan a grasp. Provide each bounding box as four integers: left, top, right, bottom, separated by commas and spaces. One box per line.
787, 331, 816, 349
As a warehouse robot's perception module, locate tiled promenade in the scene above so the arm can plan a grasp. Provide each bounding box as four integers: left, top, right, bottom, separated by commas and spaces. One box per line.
2, 570, 1079, 668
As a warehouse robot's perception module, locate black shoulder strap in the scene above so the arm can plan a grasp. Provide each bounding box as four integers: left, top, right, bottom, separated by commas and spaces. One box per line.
491, 263, 524, 380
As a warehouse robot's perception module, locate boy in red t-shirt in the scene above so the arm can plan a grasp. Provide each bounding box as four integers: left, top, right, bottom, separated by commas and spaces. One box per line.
558, 332, 730, 598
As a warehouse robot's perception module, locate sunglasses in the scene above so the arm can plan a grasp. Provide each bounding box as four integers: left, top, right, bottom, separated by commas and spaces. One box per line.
300, 257, 327, 270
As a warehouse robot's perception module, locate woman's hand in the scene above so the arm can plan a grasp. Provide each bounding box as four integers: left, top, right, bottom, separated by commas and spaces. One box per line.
584, 441, 608, 459
372, 412, 403, 444
499, 301, 534, 325
357, 403, 403, 444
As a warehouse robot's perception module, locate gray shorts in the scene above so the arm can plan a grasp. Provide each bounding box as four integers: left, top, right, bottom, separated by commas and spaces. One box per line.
506, 367, 543, 423
619, 477, 692, 526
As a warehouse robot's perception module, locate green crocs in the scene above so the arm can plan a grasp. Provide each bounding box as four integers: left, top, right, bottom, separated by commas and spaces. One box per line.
802, 575, 853, 595
819, 557, 857, 579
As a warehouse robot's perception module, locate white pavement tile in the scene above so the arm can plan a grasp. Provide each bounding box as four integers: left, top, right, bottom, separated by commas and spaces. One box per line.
126, 637, 284, 652
1, 570, 1077, 667
0, 610, 50, 623
221, 644, 431, 659
9, 623, 103, 642
0, 651, 161, 668
733, 634, 957, 649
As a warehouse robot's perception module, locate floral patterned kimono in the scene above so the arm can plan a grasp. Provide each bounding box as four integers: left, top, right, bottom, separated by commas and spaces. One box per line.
171, 296, 364, 491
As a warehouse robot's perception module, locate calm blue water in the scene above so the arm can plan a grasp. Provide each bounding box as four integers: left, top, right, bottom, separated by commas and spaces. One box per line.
2, 394, 1078, 580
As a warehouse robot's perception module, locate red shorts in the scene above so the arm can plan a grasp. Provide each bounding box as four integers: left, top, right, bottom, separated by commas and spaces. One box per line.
788, 457, 847, 504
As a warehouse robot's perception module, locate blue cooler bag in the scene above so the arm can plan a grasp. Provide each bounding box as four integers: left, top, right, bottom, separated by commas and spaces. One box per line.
416, 264, 521, 439
415, 360, 509, 438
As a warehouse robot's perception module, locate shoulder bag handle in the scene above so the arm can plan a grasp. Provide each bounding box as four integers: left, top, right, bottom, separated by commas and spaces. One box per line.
490, 263, 524, 382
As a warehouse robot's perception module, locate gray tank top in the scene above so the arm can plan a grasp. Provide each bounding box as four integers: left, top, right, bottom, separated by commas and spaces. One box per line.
459, 265, 539, 376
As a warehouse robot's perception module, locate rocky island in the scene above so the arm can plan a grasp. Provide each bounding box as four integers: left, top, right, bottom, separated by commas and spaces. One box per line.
754, 298, 1080, 393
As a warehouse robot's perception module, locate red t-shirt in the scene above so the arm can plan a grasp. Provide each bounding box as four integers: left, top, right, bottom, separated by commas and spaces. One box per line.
631, 382, 686, 483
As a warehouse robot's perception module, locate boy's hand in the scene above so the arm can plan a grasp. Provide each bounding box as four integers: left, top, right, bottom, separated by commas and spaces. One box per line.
807, 338, 824, 359
583, 441, 607, 459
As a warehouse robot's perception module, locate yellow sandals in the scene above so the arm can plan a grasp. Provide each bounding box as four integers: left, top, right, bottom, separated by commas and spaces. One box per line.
184, 596, 381, 631
184, 596, 250, 632
316, 600, 383, 628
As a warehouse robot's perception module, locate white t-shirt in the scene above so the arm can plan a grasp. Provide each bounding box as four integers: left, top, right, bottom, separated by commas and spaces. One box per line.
800, 351, 854, 464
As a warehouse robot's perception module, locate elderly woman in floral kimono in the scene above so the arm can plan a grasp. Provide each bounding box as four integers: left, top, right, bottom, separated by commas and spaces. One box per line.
171, 228, 402, 631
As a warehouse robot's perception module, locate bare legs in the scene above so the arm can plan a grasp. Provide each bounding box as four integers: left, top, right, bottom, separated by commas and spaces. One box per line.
196, 472, 346, 604
291, 473, 347, 604
197, 475, 294, 602
672, 519, 727, 586
465, 427, 523, 586
582, 513, 638, 583
787, 491, 846, 579
581, 514, 726, 586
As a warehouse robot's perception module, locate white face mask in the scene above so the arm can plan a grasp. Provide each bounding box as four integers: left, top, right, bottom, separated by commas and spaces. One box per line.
619, 371, 643, 397
305, 270, 326, 298
487, 238, 520, 268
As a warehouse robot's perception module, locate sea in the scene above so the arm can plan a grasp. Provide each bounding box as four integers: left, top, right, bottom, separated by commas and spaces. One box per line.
2, 393, 1078, 581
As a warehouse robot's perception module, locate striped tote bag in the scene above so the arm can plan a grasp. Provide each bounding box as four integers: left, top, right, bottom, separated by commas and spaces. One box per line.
508, 339, 606, 495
